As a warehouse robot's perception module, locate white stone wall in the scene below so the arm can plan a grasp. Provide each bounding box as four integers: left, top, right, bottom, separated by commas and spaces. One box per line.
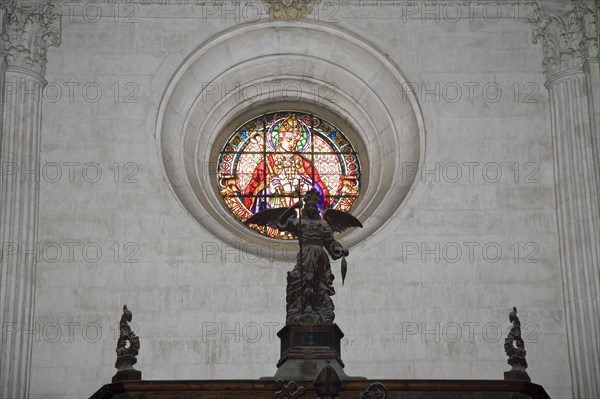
27, 2, 571, 398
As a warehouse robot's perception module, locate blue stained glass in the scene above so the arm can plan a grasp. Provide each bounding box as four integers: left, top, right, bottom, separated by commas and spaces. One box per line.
330, 131, 337, 138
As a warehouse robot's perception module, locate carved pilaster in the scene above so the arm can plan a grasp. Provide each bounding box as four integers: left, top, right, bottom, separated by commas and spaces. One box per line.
532, 2, 600, 397
0, 0, 12, 150
547, 70, 600, 398
260, 0, 321, 20
0, 2, 60, 398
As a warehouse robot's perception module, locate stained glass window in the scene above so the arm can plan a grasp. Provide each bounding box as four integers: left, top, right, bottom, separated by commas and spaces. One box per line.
217, 111, 361, 239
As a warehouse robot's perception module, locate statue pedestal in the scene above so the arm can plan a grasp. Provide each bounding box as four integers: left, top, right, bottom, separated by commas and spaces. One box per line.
504, 369, 531, 382
505, 354, 530, 382
268, 324, 363, 380
112, 368, 142, 383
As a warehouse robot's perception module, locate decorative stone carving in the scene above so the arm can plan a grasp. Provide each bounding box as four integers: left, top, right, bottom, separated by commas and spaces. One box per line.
260, 0, 321, 20
1, 1, 61, 77
0, 0, 16, 56
531, 0, 599, 77
574, 0, 600, 59
503, 307, 530, 382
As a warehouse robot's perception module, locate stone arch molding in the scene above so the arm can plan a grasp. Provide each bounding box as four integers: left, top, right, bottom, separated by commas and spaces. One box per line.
156, 21, 425, 260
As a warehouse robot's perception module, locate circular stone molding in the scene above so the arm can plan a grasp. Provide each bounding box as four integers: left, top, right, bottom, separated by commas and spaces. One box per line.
156, 21, 425, 259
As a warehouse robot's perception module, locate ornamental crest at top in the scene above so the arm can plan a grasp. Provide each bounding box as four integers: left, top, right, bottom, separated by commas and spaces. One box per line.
260, 0, 321, 20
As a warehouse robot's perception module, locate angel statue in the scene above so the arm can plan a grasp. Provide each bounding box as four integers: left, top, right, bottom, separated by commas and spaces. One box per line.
245, 188, 362, 325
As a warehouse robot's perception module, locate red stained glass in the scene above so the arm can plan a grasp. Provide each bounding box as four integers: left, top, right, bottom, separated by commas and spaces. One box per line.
217, 111, 362, 239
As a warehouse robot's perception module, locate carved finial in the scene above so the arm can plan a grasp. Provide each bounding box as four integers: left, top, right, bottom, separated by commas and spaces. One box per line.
260, 0, 321, 21
503, 307, 531, 382
274, 379, 306, 399
112, 305, 142, 382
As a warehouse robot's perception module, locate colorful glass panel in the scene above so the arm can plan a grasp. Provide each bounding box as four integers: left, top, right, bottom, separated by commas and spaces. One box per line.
217, 111, 361, 239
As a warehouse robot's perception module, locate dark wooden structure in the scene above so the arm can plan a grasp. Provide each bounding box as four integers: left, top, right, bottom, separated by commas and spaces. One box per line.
90, 378, 551, 399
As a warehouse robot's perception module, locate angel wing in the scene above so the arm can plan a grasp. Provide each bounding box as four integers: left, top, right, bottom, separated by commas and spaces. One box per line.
322, 209, 363, 233
244, 207, 290, 229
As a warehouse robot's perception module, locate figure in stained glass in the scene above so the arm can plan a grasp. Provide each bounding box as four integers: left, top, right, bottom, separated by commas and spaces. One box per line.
218, 111, 361, 239
243, 114, 331, 212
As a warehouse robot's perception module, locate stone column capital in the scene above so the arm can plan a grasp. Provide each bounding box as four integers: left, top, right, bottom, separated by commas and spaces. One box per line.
531, 0, 599, 79
1, 0, 61, 78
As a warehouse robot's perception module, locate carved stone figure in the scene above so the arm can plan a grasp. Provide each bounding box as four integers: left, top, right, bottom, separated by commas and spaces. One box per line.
246, 188, 362, 325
